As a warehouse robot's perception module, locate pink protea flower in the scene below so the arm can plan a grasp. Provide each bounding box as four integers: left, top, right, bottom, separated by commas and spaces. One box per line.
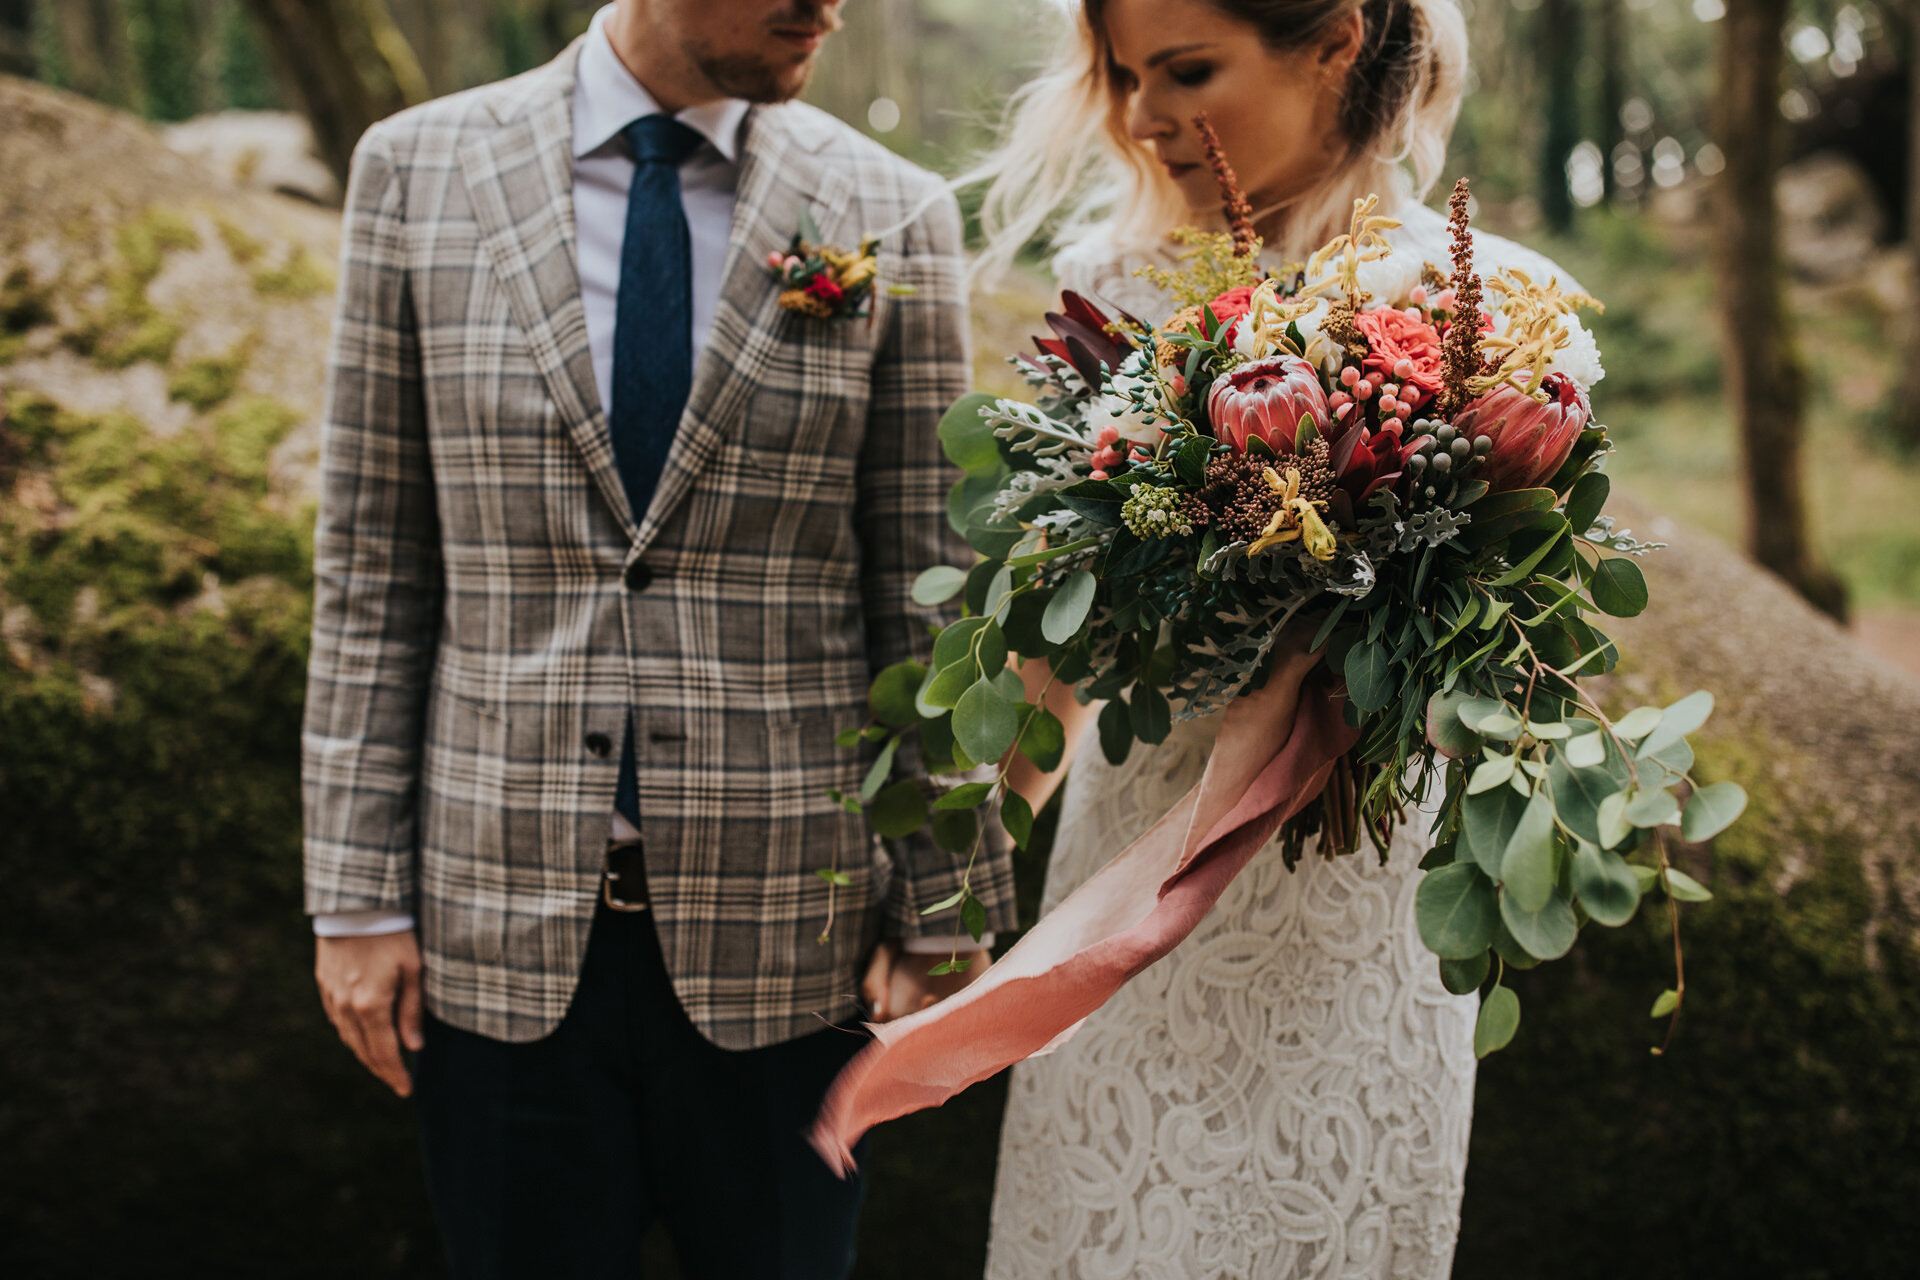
1453, 372, 1591, 492
1206, 354, 1329, 455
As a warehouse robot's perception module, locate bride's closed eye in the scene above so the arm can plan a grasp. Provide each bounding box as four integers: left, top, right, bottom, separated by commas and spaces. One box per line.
1168, 62, 1214, 88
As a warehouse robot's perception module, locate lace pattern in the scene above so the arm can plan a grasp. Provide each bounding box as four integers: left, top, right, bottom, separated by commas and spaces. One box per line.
985, 715, 1477, 1279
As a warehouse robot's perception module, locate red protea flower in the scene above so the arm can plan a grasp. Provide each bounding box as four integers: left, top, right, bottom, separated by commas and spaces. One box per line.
1454, 372, 1590, 492
1325, 418, 1411, 525
1207, 354, 1330, 454
806, 274, 845, 306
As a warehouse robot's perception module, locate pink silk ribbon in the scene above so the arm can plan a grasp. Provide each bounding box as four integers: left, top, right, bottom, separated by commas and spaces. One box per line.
809, 672, 1361, 1174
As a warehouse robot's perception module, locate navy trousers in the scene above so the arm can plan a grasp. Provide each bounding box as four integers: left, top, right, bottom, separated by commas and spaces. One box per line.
414, 902, 869, 1279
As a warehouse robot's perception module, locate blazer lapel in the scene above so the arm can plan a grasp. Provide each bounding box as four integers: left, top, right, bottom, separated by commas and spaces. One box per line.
458, 41, 644, 537
630, 104, 854, 555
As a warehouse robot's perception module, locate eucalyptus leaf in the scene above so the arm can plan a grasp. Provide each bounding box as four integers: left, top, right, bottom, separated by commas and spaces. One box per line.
1464, 783, 1530, 878
859, 737, 899, 803
934, 781, 993, 810
1682, 781, 1748, 842
870, 661, 928, 728
1414, 862, 1500, 959
1474, 985, 1521, 1058
1500, 793, 1558, 912
1597, 791, 1631, 848
1468, 753, 1518, 796
1613, 706, 1663, 741
954, 678, 1020, 765
937, 392, 1004, 475
1564, 471, 1611, 536
1565, 728, 1608, 769
1663, 867, 1714, 902
922, 661, 975, 710
1590, 556, 1650, 617
1130, 683, 1173, 744
1625, 788, 1682, 829
1344, 641, 1394, 714
910, 565, 968, 607
1636, 691, 1714, 760
1457, 696, 1512, 734
1098, 697, 1134, 766
1439, 952, 1491, 996
1572, 841, 1641, 926
1426, 689, 1484, 759
1499, 890, 1579, 960
929, 808, 978, 853
1001, 789, 1035, 849
1043, 570, 1098, 644
869, 779, 929, 839
1018, 706, 1068, 773
962, 894, 990, 942
983, 565, 1015, 621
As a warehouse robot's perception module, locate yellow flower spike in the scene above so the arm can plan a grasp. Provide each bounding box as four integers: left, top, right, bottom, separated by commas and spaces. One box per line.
1292, 499, 1339, 561
1248, 508, 1304, 556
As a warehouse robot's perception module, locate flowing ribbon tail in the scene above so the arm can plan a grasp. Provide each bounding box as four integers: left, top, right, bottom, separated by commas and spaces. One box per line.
808, 678, 1360, 1176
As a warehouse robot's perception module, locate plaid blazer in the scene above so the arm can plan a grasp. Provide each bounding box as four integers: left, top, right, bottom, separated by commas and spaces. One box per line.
302, 40, 1015, 1049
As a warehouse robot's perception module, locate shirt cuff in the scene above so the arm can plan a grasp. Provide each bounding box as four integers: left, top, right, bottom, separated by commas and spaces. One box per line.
900, 933, 994, 954
313, 910, 417, 938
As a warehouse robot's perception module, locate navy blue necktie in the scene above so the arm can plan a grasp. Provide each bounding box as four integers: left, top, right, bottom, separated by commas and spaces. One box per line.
611, 114, 702, 832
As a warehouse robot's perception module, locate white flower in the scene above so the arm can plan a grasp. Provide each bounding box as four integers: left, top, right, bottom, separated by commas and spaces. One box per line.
1229, 315, 1274, 361
1097, 351, 1170, 446
1353, 249, 1424, 307
1545, 317, 1605, 389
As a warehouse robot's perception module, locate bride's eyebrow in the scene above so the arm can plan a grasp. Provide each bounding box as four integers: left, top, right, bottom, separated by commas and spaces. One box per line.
1145, 42, 1218, 68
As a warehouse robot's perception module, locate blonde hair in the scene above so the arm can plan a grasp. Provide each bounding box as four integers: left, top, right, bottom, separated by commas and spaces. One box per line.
965, 0, 1467, 285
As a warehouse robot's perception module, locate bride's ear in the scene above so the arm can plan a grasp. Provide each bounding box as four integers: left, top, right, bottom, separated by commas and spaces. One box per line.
1314, 9, 1366, 86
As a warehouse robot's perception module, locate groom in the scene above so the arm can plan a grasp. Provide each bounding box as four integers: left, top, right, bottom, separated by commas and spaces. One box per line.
301, 1, 1014, 1274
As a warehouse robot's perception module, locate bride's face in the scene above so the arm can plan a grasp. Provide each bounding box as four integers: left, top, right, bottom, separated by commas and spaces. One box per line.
1100, 0, 1362, 222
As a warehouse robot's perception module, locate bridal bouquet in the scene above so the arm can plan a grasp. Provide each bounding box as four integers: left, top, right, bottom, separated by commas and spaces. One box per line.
811, 123, 1744, 1168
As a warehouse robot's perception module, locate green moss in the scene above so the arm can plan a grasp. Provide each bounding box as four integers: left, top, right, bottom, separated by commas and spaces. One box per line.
252, 245, 333, 300
168, 342, 253, 412
61, 208, 200, 370
1458, 713, 1920, 1276
215, 218, 264, 267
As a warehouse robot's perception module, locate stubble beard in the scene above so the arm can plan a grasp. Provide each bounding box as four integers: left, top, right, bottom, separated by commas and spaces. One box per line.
686, 43, 816, 104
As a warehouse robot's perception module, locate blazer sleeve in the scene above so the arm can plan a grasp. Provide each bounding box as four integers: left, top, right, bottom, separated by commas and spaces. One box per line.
857, 182, 1018, 940
301, 125, 442, 917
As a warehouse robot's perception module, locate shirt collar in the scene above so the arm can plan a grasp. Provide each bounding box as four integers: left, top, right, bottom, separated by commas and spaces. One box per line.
573, 4, 749, 163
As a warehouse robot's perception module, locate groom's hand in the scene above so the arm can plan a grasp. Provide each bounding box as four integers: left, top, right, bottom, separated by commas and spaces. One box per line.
316, 931, 425, 1097
861, 940, 993, 1023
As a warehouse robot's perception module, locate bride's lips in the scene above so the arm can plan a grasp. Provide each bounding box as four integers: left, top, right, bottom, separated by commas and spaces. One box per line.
772, 26, 828, 54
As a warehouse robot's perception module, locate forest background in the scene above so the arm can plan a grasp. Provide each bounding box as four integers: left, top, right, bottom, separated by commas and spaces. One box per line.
3, 1, 1920, 1276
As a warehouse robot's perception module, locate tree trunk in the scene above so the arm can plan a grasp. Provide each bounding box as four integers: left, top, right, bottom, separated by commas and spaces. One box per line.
1597, 0, 1625, 206
0, 0, 34, 78
1715, 0, 1848, 620
237, 0, 412, 191
48, 0, 136, 108
1537, 0, 1580, 232
1895, 2, 1920, 452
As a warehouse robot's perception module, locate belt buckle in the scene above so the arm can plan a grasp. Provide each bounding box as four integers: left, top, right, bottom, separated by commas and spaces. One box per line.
602, 837, 649, 913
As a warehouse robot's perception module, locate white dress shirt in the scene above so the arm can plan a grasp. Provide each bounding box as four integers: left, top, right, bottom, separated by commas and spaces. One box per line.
316, 6, 984, 951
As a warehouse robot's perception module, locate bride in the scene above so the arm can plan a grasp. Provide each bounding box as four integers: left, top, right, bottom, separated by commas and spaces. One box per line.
965, 1, 1583, 1275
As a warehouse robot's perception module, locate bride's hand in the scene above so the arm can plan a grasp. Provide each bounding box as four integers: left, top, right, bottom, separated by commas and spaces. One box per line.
861, 939, 992, 1022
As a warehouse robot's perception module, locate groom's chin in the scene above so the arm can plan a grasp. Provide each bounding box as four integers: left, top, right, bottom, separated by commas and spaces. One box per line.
697, 50, 819, 105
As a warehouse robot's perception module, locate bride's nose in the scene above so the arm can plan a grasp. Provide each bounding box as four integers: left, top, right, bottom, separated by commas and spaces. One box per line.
1126, 91, 1175, 145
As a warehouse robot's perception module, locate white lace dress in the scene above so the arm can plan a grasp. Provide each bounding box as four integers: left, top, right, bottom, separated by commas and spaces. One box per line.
984, 205, 1580, 1280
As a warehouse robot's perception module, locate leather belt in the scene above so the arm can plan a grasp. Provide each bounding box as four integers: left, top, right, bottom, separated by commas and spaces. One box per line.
602, 837, 650, 912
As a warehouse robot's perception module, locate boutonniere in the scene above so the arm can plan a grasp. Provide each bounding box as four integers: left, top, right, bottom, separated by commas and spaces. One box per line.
766, 208, 882, 321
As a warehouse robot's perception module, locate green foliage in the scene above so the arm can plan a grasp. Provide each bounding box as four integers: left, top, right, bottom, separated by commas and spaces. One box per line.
0, 391, 443, 1274
65, 209, 199, 370
252, 245, 335, 301
168, 342, 252, 412
1458, 735, 1920, 1277
125, 0, 203, 121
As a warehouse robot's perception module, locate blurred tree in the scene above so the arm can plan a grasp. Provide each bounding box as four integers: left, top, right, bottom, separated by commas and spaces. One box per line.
40, 0, 136, 109
1716, 0, 1848, 619
217, 0, 282, 109
237, 0, 425, 189
1537, 0, 1580, 231
0, 0, 32, 77
126, 0, 207, 121
1596, 0, 1624, 205
1899, 0, 1920, 451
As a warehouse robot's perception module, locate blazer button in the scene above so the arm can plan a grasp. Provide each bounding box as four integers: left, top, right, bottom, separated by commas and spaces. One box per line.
585, 732, 612, 758
624, 561, 653, 592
